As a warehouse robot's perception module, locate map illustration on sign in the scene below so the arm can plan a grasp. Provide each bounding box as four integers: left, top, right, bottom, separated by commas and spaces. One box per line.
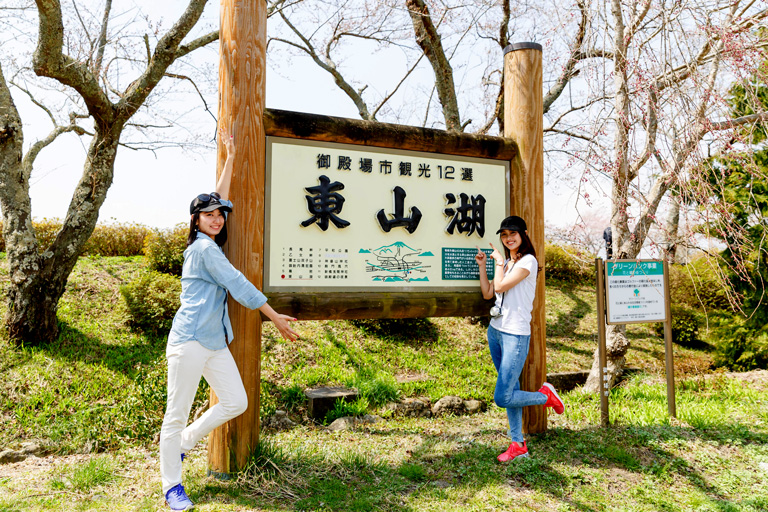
360, 242, 433, 282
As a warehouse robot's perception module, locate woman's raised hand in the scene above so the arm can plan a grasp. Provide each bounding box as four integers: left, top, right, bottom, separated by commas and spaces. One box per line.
489, 242, 504, 265
219, 125, 235, 158
475, 246, 487, 266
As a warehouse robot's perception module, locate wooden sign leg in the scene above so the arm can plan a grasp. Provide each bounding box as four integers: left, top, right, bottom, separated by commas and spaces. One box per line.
504, 42, 546, 435
595, 258, 609, 427
208, 0, 268, 475
662, 261, 676, 418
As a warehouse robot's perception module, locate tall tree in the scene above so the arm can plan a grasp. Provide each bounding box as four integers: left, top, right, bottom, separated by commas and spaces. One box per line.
707, 57, 768, 327
0, 0, 218, 345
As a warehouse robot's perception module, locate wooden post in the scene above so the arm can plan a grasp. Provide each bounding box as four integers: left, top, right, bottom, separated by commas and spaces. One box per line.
662, 261, 676, 418
595, 259, 609, 427
503, 42, 546, 434
208, 0, 267, 475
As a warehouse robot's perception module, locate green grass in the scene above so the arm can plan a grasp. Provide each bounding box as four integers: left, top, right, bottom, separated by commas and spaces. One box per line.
0, 255, 766, 511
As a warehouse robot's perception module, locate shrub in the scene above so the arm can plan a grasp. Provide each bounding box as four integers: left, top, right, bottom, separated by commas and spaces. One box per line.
120, 270, 181, 335
143, 223, 187, 276
667, 257, 731, 311
30, 218, 62, 252
712, 318, 768, 371
544, 243, 595, 284
82, 221, 149, 256
0, 218, 148, 256
654, 306, 700, 347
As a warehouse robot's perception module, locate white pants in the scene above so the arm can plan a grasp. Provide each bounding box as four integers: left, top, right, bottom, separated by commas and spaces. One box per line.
159, 340, 247, 494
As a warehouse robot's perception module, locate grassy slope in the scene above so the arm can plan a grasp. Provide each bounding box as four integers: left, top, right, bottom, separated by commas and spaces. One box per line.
0, 255, 766, 511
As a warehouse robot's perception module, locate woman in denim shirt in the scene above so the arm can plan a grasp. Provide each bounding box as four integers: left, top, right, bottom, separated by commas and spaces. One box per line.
161, 127, 298, 510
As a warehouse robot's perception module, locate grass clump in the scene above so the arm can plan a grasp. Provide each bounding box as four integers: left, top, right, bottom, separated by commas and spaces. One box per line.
49, 456, 119, 492
324, 396, 370, 424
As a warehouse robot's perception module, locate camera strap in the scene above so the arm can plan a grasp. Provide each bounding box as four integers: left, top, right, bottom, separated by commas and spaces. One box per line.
496, 259, 512, 307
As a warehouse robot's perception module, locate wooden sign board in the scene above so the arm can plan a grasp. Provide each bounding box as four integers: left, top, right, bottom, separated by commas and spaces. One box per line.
264, 137, 508, 293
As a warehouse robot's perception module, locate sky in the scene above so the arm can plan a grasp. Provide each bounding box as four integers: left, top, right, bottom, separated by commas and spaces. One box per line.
15, 1, 595, 237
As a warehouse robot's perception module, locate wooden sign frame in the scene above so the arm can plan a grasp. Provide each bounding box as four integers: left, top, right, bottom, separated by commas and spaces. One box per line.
262, 109, 517, 320
212, 0, 546, 473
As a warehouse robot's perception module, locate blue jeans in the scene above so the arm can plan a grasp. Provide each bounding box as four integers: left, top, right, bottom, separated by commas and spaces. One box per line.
487, 325, 547, 442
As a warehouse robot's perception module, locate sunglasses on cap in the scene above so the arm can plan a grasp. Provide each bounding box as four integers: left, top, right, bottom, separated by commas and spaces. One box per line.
190, 191, 231, 215
197, 192, 221, 202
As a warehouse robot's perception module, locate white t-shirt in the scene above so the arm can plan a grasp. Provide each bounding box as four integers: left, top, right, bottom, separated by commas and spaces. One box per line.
489, 253, 538, 335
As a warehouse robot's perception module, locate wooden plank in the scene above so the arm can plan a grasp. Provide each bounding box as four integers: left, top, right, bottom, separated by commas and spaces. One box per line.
208, 0, 266, 475
264, 292, 494, 320
264, 108, 518, 161
503, 43, 547, 435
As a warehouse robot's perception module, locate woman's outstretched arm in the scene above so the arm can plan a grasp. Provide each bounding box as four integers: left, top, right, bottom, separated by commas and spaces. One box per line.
216, 125, 235, 200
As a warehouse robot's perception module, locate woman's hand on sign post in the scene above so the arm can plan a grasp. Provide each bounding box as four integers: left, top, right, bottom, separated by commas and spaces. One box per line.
259, 303, 299, 341
216, 125, 235, 200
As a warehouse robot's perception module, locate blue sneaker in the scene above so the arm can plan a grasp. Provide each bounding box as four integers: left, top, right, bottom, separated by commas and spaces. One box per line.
165, 483, 194, 510
180, 453, 185, 462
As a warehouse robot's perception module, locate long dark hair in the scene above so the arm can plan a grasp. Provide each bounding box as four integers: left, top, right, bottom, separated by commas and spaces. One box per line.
187, 210, 228, 247
502, 229, 536, 263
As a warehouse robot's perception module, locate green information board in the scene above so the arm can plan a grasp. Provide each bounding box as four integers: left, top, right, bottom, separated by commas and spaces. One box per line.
442, 248, 495, 280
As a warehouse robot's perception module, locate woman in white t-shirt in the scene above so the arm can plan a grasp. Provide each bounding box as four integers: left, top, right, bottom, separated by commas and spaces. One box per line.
476, 215, 565, 462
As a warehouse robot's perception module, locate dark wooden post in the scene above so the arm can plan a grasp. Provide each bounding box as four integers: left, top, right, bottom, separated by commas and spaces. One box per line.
503, 42, 547, 434
595, 258, 609, 427
208, 0, 267, 475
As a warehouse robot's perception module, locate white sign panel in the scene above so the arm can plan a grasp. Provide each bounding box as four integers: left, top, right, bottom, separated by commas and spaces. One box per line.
264, 137, 509, 292
605, 260, 667, 324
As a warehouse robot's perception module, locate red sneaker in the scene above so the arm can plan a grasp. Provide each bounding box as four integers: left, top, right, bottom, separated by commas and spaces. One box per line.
497, 441, 529, 462
539, 382, 565, 414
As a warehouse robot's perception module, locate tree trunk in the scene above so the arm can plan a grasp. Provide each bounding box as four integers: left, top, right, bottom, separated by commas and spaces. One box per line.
6, 272, 65, 344
3, 123, 121, 346
583, 324, 630, 392
663, 193, 681, 264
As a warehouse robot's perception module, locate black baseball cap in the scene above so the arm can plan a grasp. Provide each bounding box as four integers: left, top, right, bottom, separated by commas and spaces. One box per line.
190, 192, 232, 215
496, 215, 527, 234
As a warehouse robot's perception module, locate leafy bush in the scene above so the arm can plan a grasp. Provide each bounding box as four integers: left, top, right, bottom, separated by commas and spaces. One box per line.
120, 270, 181, 335
544, 243, 595, 284
0, 218, 148, 256
83, 221, 149, 256
712, 317, 768, 371
143, 223, 187, 276
654, 306, 700, 347
667, 257, 731, 311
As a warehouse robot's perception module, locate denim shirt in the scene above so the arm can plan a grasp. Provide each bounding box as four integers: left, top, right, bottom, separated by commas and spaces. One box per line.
167, 231, 267, 350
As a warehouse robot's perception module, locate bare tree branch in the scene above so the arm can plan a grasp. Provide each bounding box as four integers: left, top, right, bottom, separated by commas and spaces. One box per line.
176, 30, 219, 59
274, 10, 373, 120
93, 0, 112, 77
118, 0, 209, 122
405, 0, 461, 131
33, 0, 112, 123
543, 0, 589, 113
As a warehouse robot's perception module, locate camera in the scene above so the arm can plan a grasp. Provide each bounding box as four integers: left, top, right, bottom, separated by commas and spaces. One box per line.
490, 305, 502, 318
